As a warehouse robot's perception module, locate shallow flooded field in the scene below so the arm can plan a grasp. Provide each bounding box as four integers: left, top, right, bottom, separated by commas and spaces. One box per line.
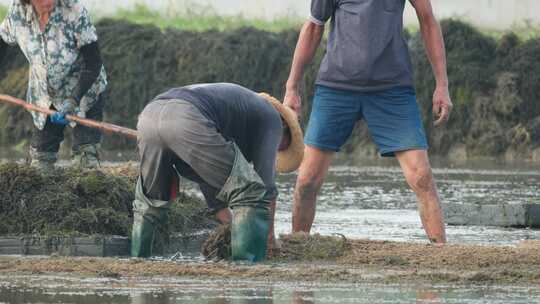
1, 156, 540, 303
275, 161, 540, 246
1, 275, 540, 303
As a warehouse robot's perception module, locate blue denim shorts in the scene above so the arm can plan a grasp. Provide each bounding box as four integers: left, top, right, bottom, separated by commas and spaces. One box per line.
305, 85, 428, 157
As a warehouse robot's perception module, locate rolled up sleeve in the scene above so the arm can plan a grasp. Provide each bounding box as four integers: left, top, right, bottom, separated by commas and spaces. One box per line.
310, 0, 336, 25
73, 4, 98, 48
0, 5, 17, 45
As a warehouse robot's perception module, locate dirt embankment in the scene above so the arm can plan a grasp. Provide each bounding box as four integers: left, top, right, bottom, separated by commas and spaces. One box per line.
2, 235, 540, 285
1, 19, 540, 159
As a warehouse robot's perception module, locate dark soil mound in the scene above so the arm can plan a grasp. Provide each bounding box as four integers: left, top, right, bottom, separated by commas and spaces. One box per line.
0, 164, 212, 237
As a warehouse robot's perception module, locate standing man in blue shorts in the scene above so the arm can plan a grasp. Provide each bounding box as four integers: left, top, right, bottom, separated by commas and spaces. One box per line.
284, 0, 452, 244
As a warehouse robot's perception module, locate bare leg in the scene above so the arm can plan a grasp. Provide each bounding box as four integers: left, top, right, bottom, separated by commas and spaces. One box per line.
215, 208, 232, 224
292, 146, 335, 233
395, 150, 447, 244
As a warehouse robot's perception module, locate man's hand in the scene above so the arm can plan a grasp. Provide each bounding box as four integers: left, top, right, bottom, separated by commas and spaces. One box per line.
59, 97, 78, 115
284, 88, 302, 118
432, 86, 452, 126
50, 111, 69, 125
411, 0, 451, 127
50, 98, 79, 125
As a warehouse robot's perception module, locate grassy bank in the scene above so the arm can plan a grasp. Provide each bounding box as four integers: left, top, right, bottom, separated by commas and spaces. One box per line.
114, 4, 302, 32
0, 6, 5, 20
0, 4, 302, 32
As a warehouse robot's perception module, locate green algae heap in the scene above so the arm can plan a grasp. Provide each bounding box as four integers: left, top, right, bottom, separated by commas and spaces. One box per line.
0, 163, 212, 238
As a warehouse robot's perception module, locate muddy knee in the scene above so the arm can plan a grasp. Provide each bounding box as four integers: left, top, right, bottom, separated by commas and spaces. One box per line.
407, 167, 435, 194
296, 175, 324, 200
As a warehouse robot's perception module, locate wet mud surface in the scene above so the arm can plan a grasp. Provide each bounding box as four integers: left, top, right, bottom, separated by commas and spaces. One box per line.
2, 235, 540, 285
273, 164, 540, 246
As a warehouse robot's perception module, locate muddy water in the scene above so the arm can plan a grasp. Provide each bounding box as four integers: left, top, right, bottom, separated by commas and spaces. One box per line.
1, 275, 540, 304
272, 161, 540, 246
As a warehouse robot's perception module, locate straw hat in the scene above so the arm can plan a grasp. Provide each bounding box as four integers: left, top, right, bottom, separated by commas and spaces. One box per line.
259, 93, 304, 173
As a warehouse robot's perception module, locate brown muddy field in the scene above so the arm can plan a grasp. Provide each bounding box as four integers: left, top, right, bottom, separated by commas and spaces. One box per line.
1, 235, 540, 285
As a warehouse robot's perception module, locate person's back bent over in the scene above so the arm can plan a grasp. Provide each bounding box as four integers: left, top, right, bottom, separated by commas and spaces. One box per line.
133, 83, 284, 262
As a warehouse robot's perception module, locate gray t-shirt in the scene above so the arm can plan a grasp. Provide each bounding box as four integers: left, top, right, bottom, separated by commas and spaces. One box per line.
311, 0, 414, 92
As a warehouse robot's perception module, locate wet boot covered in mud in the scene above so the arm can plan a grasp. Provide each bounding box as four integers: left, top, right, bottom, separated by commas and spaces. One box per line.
29, 147, 57, 171
231, 204, 270, 262
216, 145, 270, 262
72, 144, 101, 169
131, 178, 170, 258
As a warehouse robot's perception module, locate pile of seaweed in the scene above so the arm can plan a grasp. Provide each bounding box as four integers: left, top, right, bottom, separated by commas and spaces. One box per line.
0, 163, 212, 238
2, 19, 540, 158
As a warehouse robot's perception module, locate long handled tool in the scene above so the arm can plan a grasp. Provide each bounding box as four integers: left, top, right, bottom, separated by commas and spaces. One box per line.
0, 94, 138, 140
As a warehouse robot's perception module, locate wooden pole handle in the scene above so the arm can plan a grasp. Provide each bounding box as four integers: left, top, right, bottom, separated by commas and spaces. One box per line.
0, 94, 138, 140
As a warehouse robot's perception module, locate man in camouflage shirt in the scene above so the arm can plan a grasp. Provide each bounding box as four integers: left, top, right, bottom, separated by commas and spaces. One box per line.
0, 0, 107, 168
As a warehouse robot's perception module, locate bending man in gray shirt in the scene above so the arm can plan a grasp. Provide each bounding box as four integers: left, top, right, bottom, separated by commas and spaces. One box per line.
133, 83, 288, 261
285, 0, 452, 244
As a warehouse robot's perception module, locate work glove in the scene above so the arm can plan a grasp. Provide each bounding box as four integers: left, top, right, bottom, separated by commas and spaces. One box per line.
50, 98, 78, 125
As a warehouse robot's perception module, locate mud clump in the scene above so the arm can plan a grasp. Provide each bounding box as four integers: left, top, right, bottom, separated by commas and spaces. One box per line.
277, 233, 350, 261
0, 163, 212, 238
201, 224, 231, 261
201, 229, 350, 262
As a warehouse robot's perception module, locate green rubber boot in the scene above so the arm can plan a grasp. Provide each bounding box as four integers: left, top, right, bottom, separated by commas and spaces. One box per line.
29, 148, 57, 171
231, 205, 270, 262
72, 144, 101, 169
131, 212, 157, 258
131, 179, 170, 258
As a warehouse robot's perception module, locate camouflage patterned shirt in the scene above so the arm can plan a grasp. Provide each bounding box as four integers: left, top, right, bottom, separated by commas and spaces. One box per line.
0, 0, 107, 129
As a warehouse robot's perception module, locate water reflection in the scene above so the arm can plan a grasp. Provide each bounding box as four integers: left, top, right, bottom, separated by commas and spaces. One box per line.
4, 280, 540, 304
417, 291, 442, 303
291, 291, 314, 304
127, 288, 436, 304
131, 293, 174, 304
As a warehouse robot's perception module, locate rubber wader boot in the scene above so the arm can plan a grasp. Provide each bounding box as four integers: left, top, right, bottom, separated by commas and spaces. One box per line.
131, 179, 170, 258
231, 204, 270, 262
29, 147, 57, 171
216, 144, 270, 262
131, 211, 157, 258
72, 144, 101, 169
